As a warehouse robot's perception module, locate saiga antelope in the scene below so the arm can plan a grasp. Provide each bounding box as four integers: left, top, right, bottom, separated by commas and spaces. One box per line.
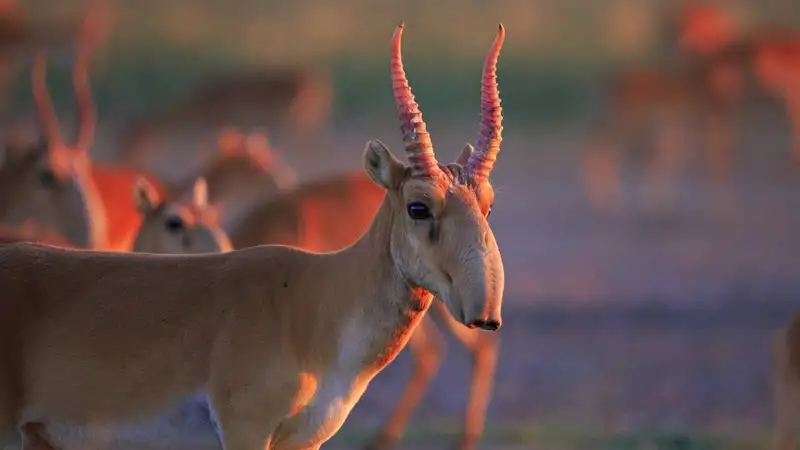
0, 19, 167, 251
772, 311, 800, 450
132, 176, 232, 255
227, 150, 498, 450
583, 2, 747, 213
678, 0, 800, 169
0, 23, 506, 450
168, 127, 297, 233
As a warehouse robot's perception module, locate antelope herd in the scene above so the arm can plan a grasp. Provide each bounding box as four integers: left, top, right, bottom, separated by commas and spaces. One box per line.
584, 0, 800, 213
0, 1, 797, 450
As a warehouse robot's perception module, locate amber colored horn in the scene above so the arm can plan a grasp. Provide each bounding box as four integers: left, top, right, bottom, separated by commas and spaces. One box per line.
391, 22, 439, 178
32, 49, 63, 146
468, 24, 505, 180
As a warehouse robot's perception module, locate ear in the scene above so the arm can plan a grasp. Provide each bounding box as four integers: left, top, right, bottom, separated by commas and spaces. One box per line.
133, 175, 161, 213
456, 143, 474, 166
363, 139, 405, 190
192, 177, 208, 209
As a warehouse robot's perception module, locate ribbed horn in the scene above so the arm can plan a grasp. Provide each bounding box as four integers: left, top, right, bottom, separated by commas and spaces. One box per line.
468, 23, 505, 180
391, 22, 439, 178
32, 49, 63, 146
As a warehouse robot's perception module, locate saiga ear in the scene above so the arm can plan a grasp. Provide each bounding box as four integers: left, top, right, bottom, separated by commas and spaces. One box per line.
132, 175, 161, 213
363, 139, 406, 190
456, 143, 474, 166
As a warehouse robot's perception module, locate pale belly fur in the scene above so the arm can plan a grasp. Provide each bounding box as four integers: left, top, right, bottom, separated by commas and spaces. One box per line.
2, 394, 222, 450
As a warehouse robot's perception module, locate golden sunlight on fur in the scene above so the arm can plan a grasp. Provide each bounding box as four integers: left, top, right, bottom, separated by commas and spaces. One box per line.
0, 23, 507, 450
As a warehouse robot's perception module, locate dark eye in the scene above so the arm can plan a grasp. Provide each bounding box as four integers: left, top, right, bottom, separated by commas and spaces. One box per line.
38, 169, 57, 188
487, 204, 493, 218
407, 202, 431, 220
164, 215, 185, 233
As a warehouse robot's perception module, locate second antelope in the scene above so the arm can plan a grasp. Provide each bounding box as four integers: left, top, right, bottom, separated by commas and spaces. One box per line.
0, 23, 507, 450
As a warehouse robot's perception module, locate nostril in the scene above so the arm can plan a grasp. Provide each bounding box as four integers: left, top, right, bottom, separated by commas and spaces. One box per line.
468, 319, 501, 331
468, 319, 486, 330
482, 320, 501, 331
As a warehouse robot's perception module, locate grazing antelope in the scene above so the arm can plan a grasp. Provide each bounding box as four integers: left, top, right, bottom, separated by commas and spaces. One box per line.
117, 66, 333, 170
132, 176, 232, 255
167, 127, 297, 233
0, 20, 166, 251
583, 2, 749, 213
773, 312, 800, 450
0, 23, 506, 450
677, 0, 800, 169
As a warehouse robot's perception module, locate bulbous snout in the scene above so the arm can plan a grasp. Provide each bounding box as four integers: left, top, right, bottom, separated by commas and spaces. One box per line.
451, 231, 504, 332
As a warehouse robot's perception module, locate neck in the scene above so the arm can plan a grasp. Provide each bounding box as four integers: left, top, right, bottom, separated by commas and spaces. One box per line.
334, 194, 434, 371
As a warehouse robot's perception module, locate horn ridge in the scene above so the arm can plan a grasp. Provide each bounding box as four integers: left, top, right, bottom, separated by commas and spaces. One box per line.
468, 23, 505, 180
390, 23, 439, 177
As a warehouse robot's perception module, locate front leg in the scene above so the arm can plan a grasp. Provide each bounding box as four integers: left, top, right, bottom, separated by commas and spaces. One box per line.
209, 385, 288, 450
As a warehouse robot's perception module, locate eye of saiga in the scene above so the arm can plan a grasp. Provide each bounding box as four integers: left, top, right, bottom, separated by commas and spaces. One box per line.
407, 202, 431, 220
38, 169, 58, 188
164, 215, 185, 233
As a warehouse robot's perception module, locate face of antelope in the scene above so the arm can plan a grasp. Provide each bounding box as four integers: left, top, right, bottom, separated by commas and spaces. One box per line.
365, 23, 505, 331
0, 134, 97, 247
132, 176, 233, 254
0, 40, 104, 248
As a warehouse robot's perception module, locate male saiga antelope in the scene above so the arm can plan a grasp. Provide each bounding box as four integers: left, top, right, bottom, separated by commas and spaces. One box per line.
0, 20, 169, 251
773, 311, 800, 450
229, 167, 499, 450
0, 23, 506, 450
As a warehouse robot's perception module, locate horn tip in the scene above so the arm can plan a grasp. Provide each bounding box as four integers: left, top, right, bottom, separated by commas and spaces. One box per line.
397, 21, 405, 30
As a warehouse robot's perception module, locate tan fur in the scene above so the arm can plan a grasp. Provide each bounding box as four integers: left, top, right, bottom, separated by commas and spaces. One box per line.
0, 25, 506, 450
0, 224, 74, 248
0, 7, 162, 252
773, 312, 800, 450
230, 145, 499, 450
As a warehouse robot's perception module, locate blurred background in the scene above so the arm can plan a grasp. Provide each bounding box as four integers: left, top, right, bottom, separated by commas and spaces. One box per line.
5, 0, 800, 448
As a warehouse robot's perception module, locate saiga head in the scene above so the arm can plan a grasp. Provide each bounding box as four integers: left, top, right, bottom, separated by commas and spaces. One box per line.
364, 23, 506, 331
132, 176, 233, 254
0, 31, 107, 249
